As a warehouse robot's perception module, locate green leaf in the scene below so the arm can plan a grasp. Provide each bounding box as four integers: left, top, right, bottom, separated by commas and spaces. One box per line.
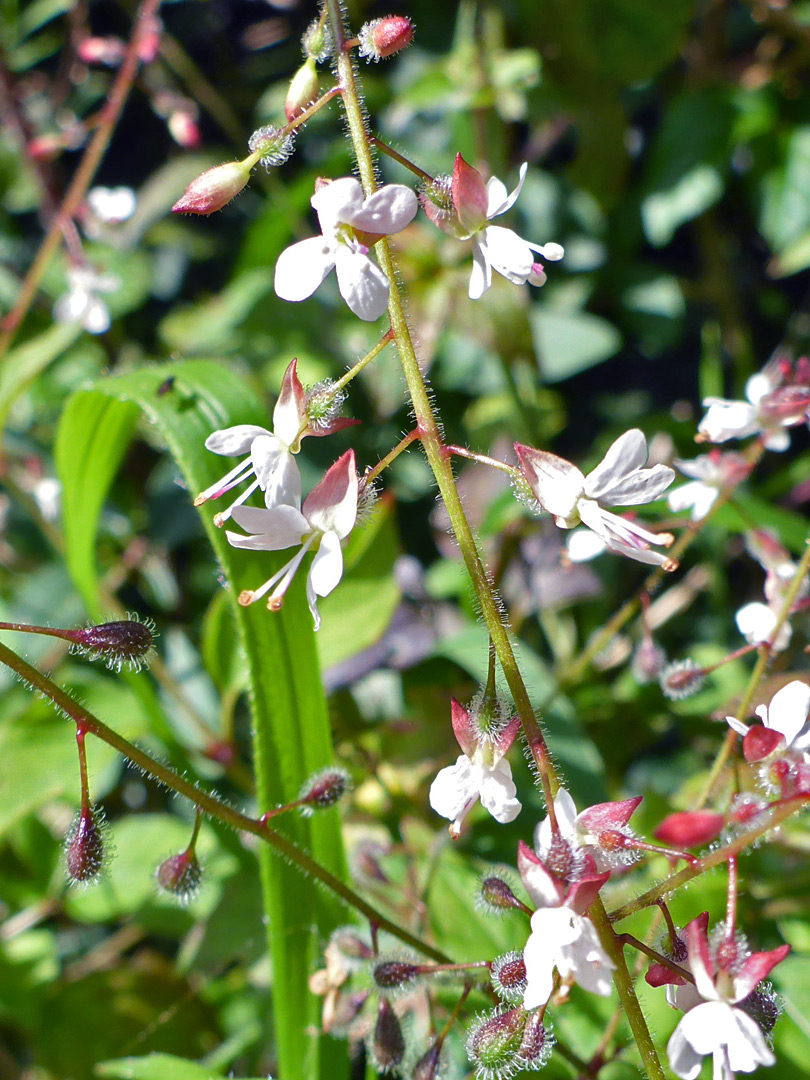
530, 309, 621, 382
96, 1054, 249, 1080
0, 321, 81, 431
55, 360, 348, 1080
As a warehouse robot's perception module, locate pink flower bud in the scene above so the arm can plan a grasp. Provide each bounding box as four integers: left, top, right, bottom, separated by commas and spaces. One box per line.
168, 110, 201, 149
172, 161, 252, 215
358, 16, 414, 62
66, 805, 107, 884
77, 36, 127, 65
299, 767, 351, 813
654, 810, 725, 848
286, 59, 319, 122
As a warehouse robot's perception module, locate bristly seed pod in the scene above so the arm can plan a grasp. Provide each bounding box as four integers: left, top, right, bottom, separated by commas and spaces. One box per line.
659, 658, 706, 700
373, 998, 406, 1073
156, 847, 203, 904
491, 951, 527, 1003
298, 767, 351, 815
412, 1043, 442, 1080
69, 616, 156, 672
65, 805, 108, 884
519, 1011, 553, 1069
373, 960, 421, 991
248, 125, 295, 169
466, 1006, 526, 1079
478, 875, 525, 915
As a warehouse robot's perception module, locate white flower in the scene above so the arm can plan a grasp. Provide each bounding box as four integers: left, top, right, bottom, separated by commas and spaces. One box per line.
735, 601, 792, 652
698, 366, 810, 452
226, 449, 358, 630
666, 920, 788, 1080
53, 264, 120, 334
533, 787, 642, 872
441, 154, 563, 300
732, 530, 808, 653
429, 698, 521, 838
523, 905, 615, 1008
515, 430, 676, 567
274, 177, 417, 320
82, 186, 136, 238
667, 452, 749, 521
727, 680, 810, 757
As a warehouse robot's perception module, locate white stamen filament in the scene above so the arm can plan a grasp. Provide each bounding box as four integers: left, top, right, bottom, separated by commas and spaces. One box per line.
195, 457, 254, 504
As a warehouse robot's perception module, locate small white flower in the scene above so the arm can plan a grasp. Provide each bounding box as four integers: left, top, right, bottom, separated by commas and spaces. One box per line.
667, 451, 749, 521
732, 530, 808, 653
82, 186, 136, 238
516, 430, 676, 567
734, 601, 792, 652
53, 264, 120, 334
429, 698, 521, 838
727, 680, 810, 757
274, 177, 417, 320
226, 449, 358, 630
698, 365, 810, 451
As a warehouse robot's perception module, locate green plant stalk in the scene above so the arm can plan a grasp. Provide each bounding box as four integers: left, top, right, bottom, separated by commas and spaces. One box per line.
324, 2, 664, 1074
0, 637, 450, 964
696, 526, 810, 807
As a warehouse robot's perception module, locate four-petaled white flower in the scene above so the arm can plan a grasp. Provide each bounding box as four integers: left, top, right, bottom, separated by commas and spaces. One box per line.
698, 365, 810, 452
515, 430, 676, 567
667, 451, 750, 522
518, 837, 614, 1008
534, 787, 642, 872
666, 919, 788, 1080
195, 359, 356, 525
424, 154, 563, 299
733, 530, 808, 653
429, 698, 521, 838
727, 679, 810, 759
274, 177, 418, 320
226, 449, 358, 630
53, 264, 120, 334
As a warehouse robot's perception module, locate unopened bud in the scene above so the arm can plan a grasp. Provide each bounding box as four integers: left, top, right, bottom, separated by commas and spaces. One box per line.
286, 59, 319, 122
358, 16, 414, 61
172, 161, 251, 215
631, 637, 667, 684
373, 998, 406, 1072
466, 1006, 526, 1076
479, 876, 524, 914
659, 658, 706, 700
156, 847, 202, 903
302, 18, 332, 62
168, 109, 201, 149
654, 810, 725, 848
373, 960, 420, 990
248, 124, 295, 169
331, 926, 374, 961
490, 951, 527, 1004
69, 617, 156, 672
66, 805, 107, 884
412, 1043, 442, 1080
299, 767, 351, 814
77, 36, 126, 65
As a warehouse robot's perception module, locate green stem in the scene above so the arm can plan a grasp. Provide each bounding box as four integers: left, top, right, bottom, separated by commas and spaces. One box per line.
0, 639, 449, 964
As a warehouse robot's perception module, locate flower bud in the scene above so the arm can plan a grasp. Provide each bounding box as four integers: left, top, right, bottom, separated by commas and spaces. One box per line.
69, 617, 156, 672
659, 658, 706, 700
373, 998, 406, 1072
331, 926, 374, 961
466, 1006, 526, 1077
302, 18, 332, 62
286, 59, 319, 122
77, 36, 126, 65
412, 1043, 442, 1080
156, 847, 202, 903
248, 125, 295, 169
478, 875, 524, 914
66, 805, 107, 884
491, 951, 527, 1003
373, 960, 420, 990
299, 767, 351, 814
172, 161, 251, 215
168, 109, 201, 149
654, 810, 725, 848
631, 636, 667, 684
358, 16, 414, 62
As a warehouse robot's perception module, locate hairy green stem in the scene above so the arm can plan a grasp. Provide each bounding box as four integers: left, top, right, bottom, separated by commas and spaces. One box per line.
0, 638, 449, 963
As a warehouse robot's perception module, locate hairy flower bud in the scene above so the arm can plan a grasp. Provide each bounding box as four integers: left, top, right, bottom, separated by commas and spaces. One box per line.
299, 767, 351, 814
478, 875, 524, 914
286, 59, 319, 122
172, 161, 251, 215
466, 1006, 526, 1078
654, 810, 725, 848
373, 998, 406, 1072
156, 847, 203, 903
659, 658, 706, 700
65, 805, 107, 884
69, 616, 156, 672
358, 16, 414, 62
373, 960, 421, 990
491, 951, 527, 1003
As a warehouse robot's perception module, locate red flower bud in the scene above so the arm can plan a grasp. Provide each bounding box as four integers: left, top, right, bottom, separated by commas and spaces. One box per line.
172, 161, 251, 215
359, 16, 414, 61
299, 767, 351, 813
654, 810, 725, 848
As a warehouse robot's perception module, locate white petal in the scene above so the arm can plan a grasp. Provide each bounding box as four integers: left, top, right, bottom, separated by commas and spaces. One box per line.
429, 756, 477, 820
698, 400, 759, 443
566, 528, 607, 562
724, 1008, 775, 1071
762, 428, 791, 452
468, 238, 492, 299
558, 915, 615, 994
478, 759, 521, 823
205, 425, 269, 456
308, 529, 344, 598
518, 448, 585, 523
735, 602, 776, 644
529, 240, 565, 261
746, 371, 776, 405
274, 237, 336, 302
764, 680, 810, 746
54, 288, 91, 324
726, 715, 750, 737
584, 430, 674, 506
311, 178, 364, 234
553, 788, 579, 838
477, 225, 534, 284
82, 297, 111, 334
486, 163, 527, 218
578, 501, 669, 563
523, 909, 571, 1009
334, 246, 390, 321
229, 503, 308, 547
668, 481, 717, 521
252, 439, 302, 510
350, 184, 418, 235
667, 1018, 705, 1080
